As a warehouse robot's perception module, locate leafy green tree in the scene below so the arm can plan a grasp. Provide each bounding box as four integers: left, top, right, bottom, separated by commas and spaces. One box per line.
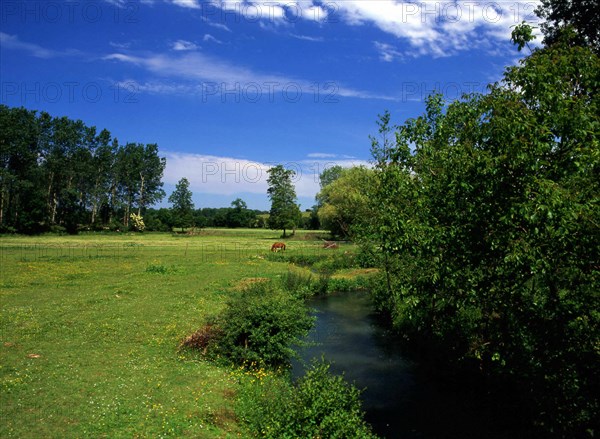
226, 198, 256, 228
168, 177, 195, 231
267, 165, 301, 237
116, 143, 166, 227
89, 130, 116, 226
306, 205, 321, 230
536, 0, 600, 50
317, 166, 374, 238
42, 116, 89, 227
366, 31, 599, 436
0, 106, 167, 233
318, 165, 343, 190
0, 106, 45, 233
143, 208, 172, 232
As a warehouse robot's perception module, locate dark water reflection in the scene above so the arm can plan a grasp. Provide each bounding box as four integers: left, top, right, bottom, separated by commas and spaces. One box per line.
292, 291, 534, 439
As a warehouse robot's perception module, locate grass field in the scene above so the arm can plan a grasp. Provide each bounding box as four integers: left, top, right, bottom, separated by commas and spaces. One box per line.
0, 229, 335, 438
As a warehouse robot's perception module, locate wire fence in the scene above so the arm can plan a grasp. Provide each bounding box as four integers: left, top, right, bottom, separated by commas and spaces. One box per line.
0, 241, 351, 264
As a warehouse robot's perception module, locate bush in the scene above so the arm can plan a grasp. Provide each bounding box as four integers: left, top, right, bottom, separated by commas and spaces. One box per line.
236, 360, 378, 438
208, 281, 314, 368
145, 263, 174, 274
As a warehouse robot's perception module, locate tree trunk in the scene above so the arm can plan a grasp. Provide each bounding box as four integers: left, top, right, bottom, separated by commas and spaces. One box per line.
124, 201, 130, 227
91, 200, 97, 225
138, 172, 145, 216
51, 192, 58, 224
0, 187, 4, 226
108, 181, 117, 224
46, 171, 54, 222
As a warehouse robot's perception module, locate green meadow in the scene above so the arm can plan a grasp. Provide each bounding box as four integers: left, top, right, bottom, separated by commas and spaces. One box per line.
0, 230, 335, 438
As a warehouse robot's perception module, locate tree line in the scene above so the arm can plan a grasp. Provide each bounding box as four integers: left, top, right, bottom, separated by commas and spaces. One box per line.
164, 174, 316, 234
0, 105, 166, 234
0, 107, 317, 235
142, 202, 267, 232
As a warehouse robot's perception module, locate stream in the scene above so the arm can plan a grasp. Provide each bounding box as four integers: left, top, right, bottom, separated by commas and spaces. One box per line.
292, 291, 535, 439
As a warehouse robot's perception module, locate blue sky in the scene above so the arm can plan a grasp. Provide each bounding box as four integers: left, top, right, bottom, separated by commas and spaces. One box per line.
1, 0, 540, 210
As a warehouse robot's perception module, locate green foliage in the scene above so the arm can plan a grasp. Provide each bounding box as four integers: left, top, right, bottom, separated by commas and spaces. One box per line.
0, 105, 166, 234
265, 252, 323, 267
326, 276, 373, 294
511, 21, 537, 51
190, 205, 263, 229
236, 360, 378, 439
226, 198, 258, 228
279, 268, 353, 299
318, 165, 344, 189
266, 249, 362, 273
211, 281, 314, 368
536, 0, 600, 50
142, 208, 173, 231
317, 167, 375, 238
168, 177, 195, 231
279, 269, 327, 298
145, 262, 179, 274
365, 34, 599, 436
267, 165, 302, 237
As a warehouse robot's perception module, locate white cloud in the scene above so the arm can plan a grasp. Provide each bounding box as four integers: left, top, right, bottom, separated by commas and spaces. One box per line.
0, 33, 81, 59
0, 32, 56, 59
103, 0, 128, 7
105, 51, 281, 85
374, 41, 403, 62
104, 49, 396, 101
171, 0, 200, 9
109, 41, 133, 50
290, 34, 324, 42
300, 157, 371, 172
206, 21, 232, 32
172, 39, 199, 51
307, 153, 337, 159
163, 152, 271, 195
203, 34, 223, 44
334, 1, 541, 56
113, 79, 200, 96
161, 1, 541, 57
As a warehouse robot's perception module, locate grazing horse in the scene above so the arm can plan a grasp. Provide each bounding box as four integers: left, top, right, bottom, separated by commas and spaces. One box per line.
271, 242, 286, 252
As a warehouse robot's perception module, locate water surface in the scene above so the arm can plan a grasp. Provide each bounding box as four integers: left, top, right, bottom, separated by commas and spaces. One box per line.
293, 291, 534, 439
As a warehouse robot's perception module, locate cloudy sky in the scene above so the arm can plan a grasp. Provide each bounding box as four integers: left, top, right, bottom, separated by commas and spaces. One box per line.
1, 0, 540, 210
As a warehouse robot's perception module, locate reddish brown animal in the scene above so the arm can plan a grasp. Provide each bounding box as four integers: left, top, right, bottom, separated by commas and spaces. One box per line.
271, 242, 286, 252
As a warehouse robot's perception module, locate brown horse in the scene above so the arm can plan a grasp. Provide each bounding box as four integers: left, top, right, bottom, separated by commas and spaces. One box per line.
271, 242, 286, 252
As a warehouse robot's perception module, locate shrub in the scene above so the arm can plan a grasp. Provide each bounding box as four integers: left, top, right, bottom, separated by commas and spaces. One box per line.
145, 263, 170, 274
236, 360, 378, 438
211, 281, 314, 368
129, 213, 145, 231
